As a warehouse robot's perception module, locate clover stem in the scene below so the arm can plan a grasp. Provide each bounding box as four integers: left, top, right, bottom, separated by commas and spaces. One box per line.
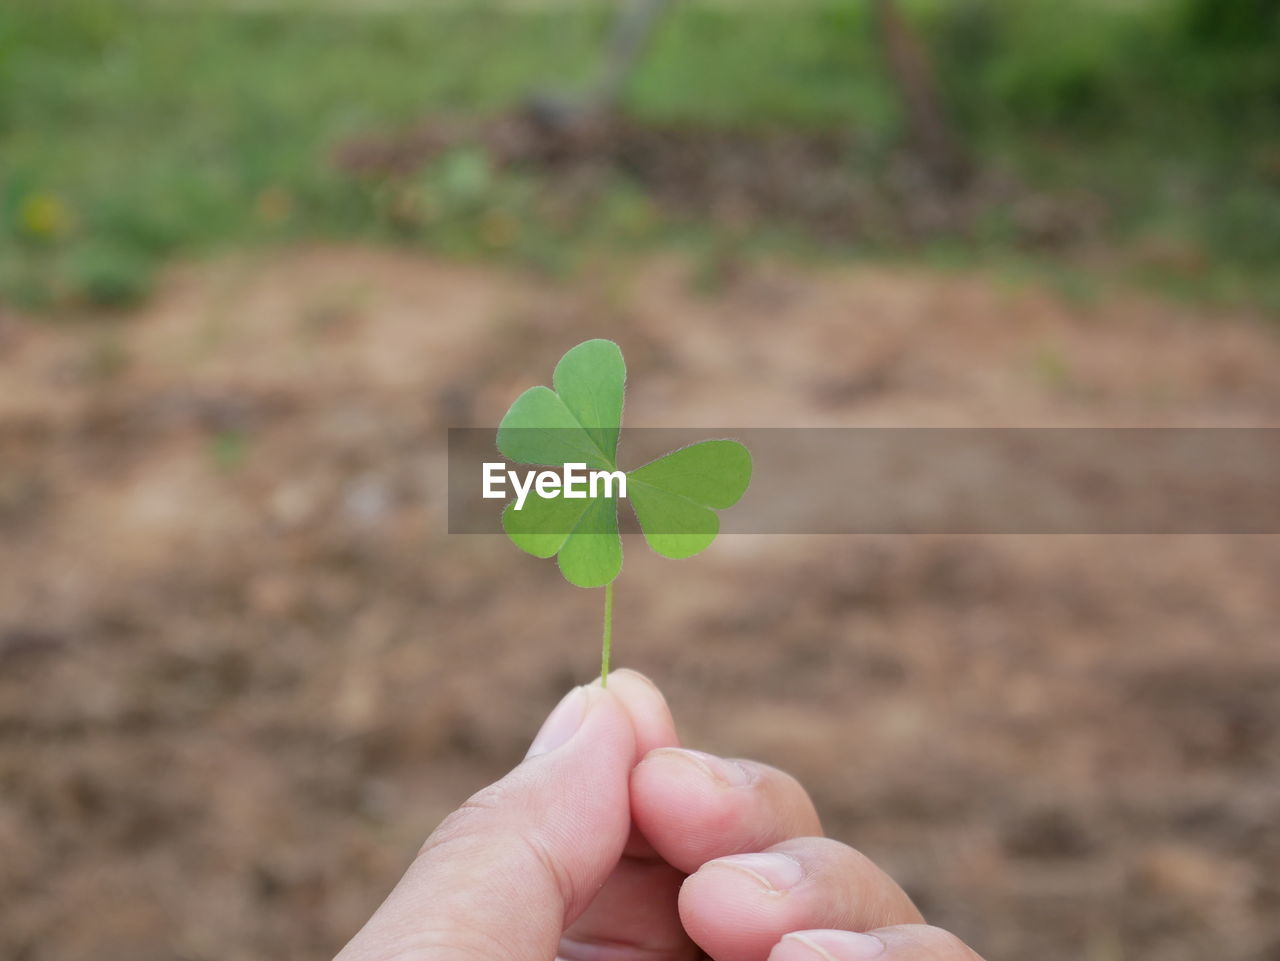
600, 580, 614, 688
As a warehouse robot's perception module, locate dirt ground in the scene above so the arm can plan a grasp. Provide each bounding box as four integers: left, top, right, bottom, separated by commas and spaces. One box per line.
339, 111, 1105, 249
1, 248, 1278, 961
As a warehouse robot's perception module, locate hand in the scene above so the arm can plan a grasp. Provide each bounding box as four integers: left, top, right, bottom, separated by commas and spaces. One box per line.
335, 670, 985, 961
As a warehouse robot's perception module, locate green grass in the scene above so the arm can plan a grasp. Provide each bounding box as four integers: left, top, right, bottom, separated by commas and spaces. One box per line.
2, 0, 1278, 313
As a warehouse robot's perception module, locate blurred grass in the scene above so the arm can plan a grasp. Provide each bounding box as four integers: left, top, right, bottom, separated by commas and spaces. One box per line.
1, 0, 1278, 312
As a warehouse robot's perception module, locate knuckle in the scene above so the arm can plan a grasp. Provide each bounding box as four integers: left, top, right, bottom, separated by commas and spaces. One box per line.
516, 829, 579, 918
413, 781, 579, 921
416, 784, 506, 859
389, 924, 522, 961
744, 761, 823, 831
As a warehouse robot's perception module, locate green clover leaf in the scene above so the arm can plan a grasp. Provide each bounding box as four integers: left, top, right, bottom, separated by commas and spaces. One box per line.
494, 339, 751, 686
496, 338, 624, 474
496, 339, 752, 588
497, 339, 627, 588
629, 438, 753, 560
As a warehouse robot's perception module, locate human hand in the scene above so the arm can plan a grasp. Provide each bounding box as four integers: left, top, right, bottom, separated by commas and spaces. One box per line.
335, 670, 985, 961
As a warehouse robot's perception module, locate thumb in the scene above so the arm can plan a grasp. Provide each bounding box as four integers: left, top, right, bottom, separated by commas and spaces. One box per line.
336, 683, 637, 961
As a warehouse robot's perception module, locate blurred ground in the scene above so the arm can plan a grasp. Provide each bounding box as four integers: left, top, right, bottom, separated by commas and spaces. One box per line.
1, 248, 1278, 961
337, 111, 1105, 249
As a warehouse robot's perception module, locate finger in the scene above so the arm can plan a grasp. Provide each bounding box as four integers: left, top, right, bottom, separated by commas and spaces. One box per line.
575, 750, 822, 961
336, 682, 636, 961
602, 669, 679, 756
559, 856, 693, 961
769, 926, 986, 961
632, 748, 823, 874
679, 837, 924, 961
598, 670, 682, 860
561, 669, 697, 961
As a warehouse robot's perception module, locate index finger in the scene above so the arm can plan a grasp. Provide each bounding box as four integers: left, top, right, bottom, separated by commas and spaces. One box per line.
632, 748, 824, 874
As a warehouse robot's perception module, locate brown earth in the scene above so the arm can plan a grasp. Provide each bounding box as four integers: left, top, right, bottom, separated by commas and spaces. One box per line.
1, 248, 1278, 961
337, 111, 1106, 249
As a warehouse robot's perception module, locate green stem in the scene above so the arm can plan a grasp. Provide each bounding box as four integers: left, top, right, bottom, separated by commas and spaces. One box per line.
600, 580, 614, 688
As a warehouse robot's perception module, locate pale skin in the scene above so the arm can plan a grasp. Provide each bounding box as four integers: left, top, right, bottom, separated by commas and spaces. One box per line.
336, 670, 986, 961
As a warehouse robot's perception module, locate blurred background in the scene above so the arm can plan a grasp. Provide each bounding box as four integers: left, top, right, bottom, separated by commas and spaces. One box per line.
1, 1, 1278, 960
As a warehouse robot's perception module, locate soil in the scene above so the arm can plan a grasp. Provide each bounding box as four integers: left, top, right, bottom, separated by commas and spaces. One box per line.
336, 111, 1107, 249
1, 248, 1278, 961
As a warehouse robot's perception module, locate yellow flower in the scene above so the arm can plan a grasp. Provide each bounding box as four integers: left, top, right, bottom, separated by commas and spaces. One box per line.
20, 192, 72, 240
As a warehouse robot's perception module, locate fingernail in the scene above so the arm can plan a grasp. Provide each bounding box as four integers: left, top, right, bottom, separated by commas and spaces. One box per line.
713, 852, 805, 892
590, 667, 658, 691
782, 931, 886, 960
527, 686, 590, 758
666, 748, 752, 787
611, 668, 664, 695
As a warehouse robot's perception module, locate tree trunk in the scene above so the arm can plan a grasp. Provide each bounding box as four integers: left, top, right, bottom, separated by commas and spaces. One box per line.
874, 0, 970, 190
